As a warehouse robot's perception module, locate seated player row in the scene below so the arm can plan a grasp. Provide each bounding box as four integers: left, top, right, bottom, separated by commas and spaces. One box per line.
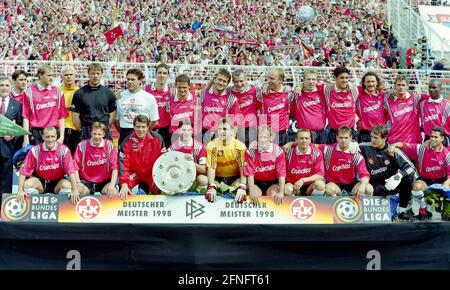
15, 115, 449, 221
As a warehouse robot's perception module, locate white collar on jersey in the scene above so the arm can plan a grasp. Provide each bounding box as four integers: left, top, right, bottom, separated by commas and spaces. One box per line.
179, 138, 193, 147
174, 91, 193, 101
42, 142, 57, 151
90, 138, 105, 148
36, 81, 52, 91
394, 92, 412, 101
363, 89, 380, 96
334, 85, 350, 93
428, 96, 443, 103
208, 86, 229, 96
296, 145, 311, 155
258, 143, 273, 153
302, 87, 318, 93
336, 145, 351, 153
151, 82, 169, 92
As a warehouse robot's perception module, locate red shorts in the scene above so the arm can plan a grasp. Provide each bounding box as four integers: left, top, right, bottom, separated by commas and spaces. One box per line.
127, 173, 160, 194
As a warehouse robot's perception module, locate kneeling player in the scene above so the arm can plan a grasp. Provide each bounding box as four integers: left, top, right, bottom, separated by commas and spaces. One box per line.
285, 128, 326, 196
359, 125, 416, 220
16, 126, 79, 204
74, 122, 119, 196
205, 118, 247, 203
321, 126, 371, 196
390, 126, 449, 220
169, 120, 208, 191
244, 126, 286, 204
119, 115, 165, 199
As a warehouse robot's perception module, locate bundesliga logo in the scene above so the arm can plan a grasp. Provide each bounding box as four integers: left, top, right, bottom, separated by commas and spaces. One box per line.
2, 195, 30, 221
333, 197, 361, 223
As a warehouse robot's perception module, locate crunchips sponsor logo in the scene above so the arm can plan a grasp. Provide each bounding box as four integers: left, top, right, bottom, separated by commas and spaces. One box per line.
331, 101, 352, 108
255, 165, 275, 172
332, 164, 350, 171
204, 107, 224, 113
425, 166, 441, 172
36, 101, 56, 110
267, 103, 285, 112
363, 104, 380, 113
173, 111, 193, 120
87, 158, 107, 166
371, 167, 387, 175
39, 163, 60, 171
239, 99, 253, 108
393, 106, 413, 117
424, 114, 439, 123
303, 99, 320, 107
291, 168, 311, 174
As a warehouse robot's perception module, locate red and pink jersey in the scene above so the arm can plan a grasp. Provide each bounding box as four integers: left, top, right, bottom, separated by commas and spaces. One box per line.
419, 95, 450, 136
22, 83, 68, 128
384, 92, 423, 143
20, 142, 75, 181
402, 143, 450, 180
201, 86, 239, 130
167, 91, 200, 135
286, 145, 324, 184
10, 89, 25, 104
144, 83, 171, 128
243, 143, 286, 181
74, 139, 118, 184
258, 89, 292, 132
290, 85, 326, 131
356, 87, 386, 131
231, 84, 259, 128
168, 138, 207, 165
320, 144, 370, 185
323, 85, 358, 129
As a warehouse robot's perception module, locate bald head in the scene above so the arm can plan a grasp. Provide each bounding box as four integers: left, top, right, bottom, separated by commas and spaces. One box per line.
428, 79, 442, 100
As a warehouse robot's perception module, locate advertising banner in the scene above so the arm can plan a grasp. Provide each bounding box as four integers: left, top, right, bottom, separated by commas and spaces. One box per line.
1, 193, 391, 224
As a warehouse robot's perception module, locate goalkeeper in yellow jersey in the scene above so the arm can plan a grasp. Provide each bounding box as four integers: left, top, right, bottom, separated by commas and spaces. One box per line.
205, 118, 247, 203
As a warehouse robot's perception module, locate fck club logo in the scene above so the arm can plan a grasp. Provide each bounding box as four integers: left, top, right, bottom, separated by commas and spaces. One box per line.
290, 198, 316, 221
76, 197, 101, 219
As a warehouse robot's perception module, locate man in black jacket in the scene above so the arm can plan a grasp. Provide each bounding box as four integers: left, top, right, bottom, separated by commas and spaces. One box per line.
0, 76, 23, 193
359, 125, 416, 220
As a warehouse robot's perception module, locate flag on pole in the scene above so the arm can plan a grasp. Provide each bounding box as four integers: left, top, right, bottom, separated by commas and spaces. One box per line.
300, 39, 314, 58
0, 114, 30, 137
105, 25, 124, 45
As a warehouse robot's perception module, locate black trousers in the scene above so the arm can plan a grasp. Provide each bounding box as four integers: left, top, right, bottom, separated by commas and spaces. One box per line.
237, 127, 257, 148
327, 128, 357, 144
0, 155, 12, 193
155, 126, 171, 148
372, 174, 413, 208
357, 130, 371, 143
64, 128, 80, 154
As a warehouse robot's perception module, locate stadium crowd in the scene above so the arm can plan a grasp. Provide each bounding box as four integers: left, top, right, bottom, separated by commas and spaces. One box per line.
0, 0, 404, 69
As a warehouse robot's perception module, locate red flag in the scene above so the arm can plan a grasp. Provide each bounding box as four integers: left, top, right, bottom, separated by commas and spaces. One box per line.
105, 25, 124, 45
300, 40, 314, 58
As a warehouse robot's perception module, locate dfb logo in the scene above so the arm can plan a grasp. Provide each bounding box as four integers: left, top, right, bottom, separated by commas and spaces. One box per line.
290, 198, 316, 221
76, 197, 101, 219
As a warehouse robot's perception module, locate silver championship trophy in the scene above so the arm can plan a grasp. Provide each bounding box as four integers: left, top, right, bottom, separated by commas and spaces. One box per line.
152, 151, 196, 195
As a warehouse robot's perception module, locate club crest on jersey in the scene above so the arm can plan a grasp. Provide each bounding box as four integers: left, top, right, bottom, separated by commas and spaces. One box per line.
384, 160, 390, 165
368, 158, 374, 165
218, 150, 224, 157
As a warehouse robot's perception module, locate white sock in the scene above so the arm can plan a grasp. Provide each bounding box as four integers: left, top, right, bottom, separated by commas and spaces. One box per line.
23, 187, 38, 195
59, 188, 71, 195
412, 190, 426, 208
311, 189, 325, 196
